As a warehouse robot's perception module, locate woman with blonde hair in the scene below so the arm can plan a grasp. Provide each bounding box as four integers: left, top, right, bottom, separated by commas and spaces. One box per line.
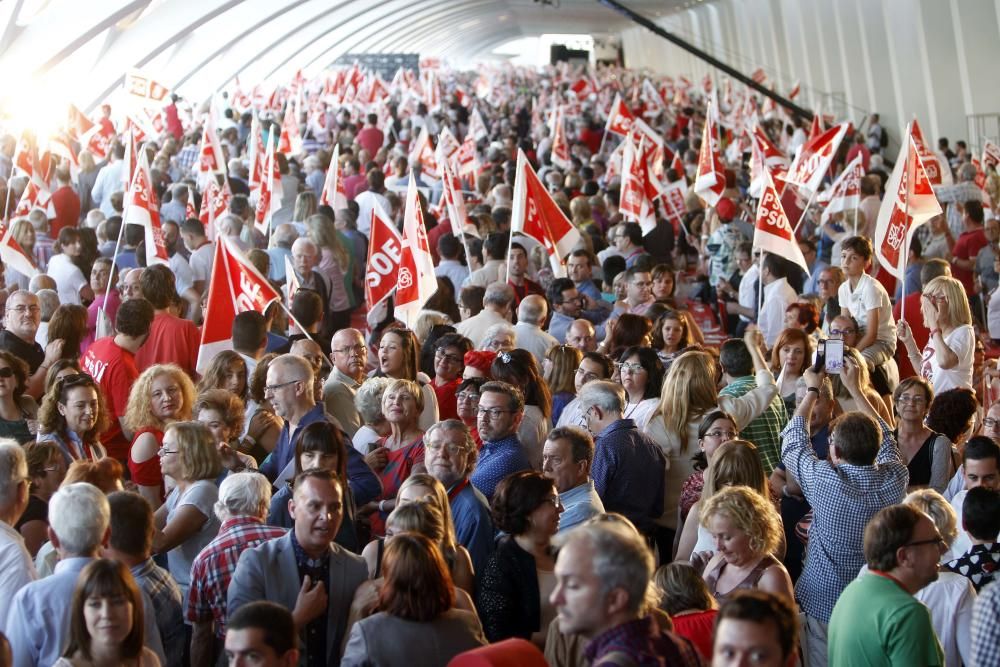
375, 327, 439, 430
898, 274, 975, 394
698, 485, 794, 603
675, 439, 774, 562
124, 364, 196, 507
645, 331, 778, 559
38, 373, 110, 465
5, 218, 35, 289
290, 190, 318, 234
307, 212, 355, 332
831, 348, 894, 424
153, 420, 222, 604
544, 345, 582, 425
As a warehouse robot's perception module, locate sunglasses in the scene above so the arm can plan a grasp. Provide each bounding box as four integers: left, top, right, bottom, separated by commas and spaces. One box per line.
0, 367, 13, 379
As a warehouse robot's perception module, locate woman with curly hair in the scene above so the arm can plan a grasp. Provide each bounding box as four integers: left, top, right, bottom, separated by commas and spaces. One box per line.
0, 350, 37, 444
124, 364, 196, 507
476, 470, 560, 646
698, 485, 794, 603
194, 389, 258, 474
491, 349, 552, 469
38, 373, 110, 465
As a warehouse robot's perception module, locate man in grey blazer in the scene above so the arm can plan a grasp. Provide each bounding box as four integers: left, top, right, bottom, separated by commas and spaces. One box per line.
228, 469, 367, 666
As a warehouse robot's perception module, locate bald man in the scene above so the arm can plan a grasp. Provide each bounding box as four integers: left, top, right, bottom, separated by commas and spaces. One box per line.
515, 294, 559, 366
290, 338, 326, 403
566, 319, 598, 353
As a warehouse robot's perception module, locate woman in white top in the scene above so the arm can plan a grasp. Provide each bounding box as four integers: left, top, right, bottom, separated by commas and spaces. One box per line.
491, 349, 551, 469
898, 275, 975, 394
616, 346, 663, 430
47, 227, 95, 306
55, 559, 161, 667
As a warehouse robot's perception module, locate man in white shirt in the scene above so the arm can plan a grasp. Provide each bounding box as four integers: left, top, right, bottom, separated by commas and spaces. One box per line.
90, 142, 126, 217
463, 232, 508, 288
456, 282, 514, 348
514, 295, 559, 367
354, 169, 391, 239
838, 236, 896, 370
946, 437, 1000, 561
758, 253, 798, 348
180, 218, 215, 296
0, 441, 35, 634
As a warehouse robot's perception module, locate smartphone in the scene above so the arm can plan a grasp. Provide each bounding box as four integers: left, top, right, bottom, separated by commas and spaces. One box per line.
824, 338, 845, 374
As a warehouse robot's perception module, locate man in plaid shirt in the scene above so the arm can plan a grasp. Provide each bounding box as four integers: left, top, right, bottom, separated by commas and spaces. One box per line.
780, 359, 909, 667
972, 580, 1000, 666
187, 472, 286, 666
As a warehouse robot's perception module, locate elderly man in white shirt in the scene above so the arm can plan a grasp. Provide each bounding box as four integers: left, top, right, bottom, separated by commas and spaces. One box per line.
514, 295, 559, 366
757, 253, 799, 348
0, 441, 35, 634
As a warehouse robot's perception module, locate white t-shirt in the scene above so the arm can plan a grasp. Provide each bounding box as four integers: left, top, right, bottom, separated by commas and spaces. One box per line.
738, 264, 759, 324
759, 277, 797, 347
188, 242, 214, 284
989, 285, 1000, 340
838, 272, 896, 347
168, 253, 195, 296
46, 253, 87, 305
920, 324, 975, 394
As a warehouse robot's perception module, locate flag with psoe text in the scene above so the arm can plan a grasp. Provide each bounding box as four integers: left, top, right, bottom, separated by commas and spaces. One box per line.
819, 154, 865, 224
753, 169, 809, 273
122, 150, 170, 268
394, 173, 438, 325
874, 125, 942, 279
784, 122, 849, 193
366, 203, 403, 308
253, 134, 280, 237
196, 237, 281, 372
604, 93, 635, 138
693, 101, 726, 207
200, 178, 232, 242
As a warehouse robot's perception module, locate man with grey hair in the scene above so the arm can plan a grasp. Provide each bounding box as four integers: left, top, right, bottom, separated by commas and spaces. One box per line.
84, 208, 106, 230
424, 419, 494, 572
479, 322, 516, 353
217, 213, 251, 252
323, 328, 367, 438
0, 440, 35, 632
542, 426, 604, 532
33, 288, 59, 348
266, 222, 297, 283
1, 289, 64, 399
303, 155, 324, 198
578, 380, 666, 538
187, 473, 286, 665
456, 281, 514, 347
26, 274, 56, 294
160, 182, 189, 224
6, 483, 165, 666
550, 521, 701, 664
290, 237, 333, 336
515, 294, 559, 366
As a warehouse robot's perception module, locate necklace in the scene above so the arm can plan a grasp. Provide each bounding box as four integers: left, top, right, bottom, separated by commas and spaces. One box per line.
624, 401, 640, 419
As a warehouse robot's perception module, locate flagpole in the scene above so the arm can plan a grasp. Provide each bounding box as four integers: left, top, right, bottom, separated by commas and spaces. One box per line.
276, 300, 321, 348
756, 250, 764, 325
107, 211, 129, 284
853, 206, 859, 237
792, 185, 819, 236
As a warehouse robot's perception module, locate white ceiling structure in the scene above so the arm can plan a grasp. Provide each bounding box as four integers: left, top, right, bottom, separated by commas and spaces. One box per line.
0, 0, 691, 113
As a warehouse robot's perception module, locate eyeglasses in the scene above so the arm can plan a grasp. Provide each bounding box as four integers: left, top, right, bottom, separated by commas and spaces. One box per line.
435, 349, 464, 365
896, 395, 927, 405
6, 304, 40, 314
0, 367, 14, 379
817, 278, 837, 286
541, 495, 562, 508
477, 407, 512, 420
618, 362, 646, 374
829, 328, 856, 336
425, 441, 468, 455
984, 418, 1000, 429
705, 430, 738, 439
905, 535, 946, 549
264, 379, 300, 393
333, 343, 366, 356
157, 447, 179, 456
456, 392, 480, 402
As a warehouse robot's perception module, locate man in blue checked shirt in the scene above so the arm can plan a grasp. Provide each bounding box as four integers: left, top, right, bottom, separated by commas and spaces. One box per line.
469, 381, 532, 501
780, 357, 909, 667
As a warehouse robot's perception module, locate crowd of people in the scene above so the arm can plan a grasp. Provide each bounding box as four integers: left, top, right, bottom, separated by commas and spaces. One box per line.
0, 61, 999, 666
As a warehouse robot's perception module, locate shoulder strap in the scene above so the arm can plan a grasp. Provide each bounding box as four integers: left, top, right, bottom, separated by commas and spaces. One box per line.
593, 651, 639, 667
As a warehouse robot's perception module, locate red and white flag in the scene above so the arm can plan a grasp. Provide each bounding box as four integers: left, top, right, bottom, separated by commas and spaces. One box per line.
196, 237, 281, 371
660, 179, 689, 235
394, 173, 438, 324
620, 134, 657, 233
185, 186, 198, 221
199, 177, 232, 241
784, 122, 849, 193
550, 106, 571, 169
436, 127, 461, 166
511, 148, 582, 276
122, 150, 170, 267
408, 126, 440, 180
469, 106, 489, 142
453, 136, 480, 177
693, 101, 727, 207
807, 114, 823, 142
441, 161, 477, 238
874, 125, 942, 279
748, 125, 789, 198
320, 144, 348, 209
751, 68, 768, 85
284, 254, 299, 308
788, 81, 801, 100
0, 217, 38, 277
983, 140, 1000, 172
253, 135, 280, 236
910, 119, 953, 186
124, 69, 172, 107
604, 92, 635, 138
819, 154, 865, 224
122, 127, 138, 192
753, 170, 809, 272
570, 78, 595, 101
366, 203, 403, 308
277, 97, 303, 156
247, 114, 265, 192
196, 104, 227, 187
66, 105, 95, 141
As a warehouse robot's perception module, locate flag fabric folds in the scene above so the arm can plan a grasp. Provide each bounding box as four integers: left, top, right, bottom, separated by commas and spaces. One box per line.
753, 170, 809, 273
511, 148, 581, 277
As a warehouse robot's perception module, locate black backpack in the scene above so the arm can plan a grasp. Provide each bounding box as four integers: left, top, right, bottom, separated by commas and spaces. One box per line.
880, 126, 889, 148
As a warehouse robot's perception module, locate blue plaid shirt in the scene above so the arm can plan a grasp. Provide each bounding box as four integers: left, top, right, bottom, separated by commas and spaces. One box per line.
972, 580, 1000, 667
591, 419, 666, 535
470, 433, 530, 501
132, 558, 184, 667
781, 414, 909, 622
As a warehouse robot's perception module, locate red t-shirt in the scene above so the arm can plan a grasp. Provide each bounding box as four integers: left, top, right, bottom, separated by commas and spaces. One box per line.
893, 291, 927, 380
50, 186, 80, 239
129, 427, 164, 494
82, 337, 138, 461
134, 311, 201, 378
953, 228, 989, 292
670, 610, 718, 661
355, 126, 385, 157
432, 378, 462, 421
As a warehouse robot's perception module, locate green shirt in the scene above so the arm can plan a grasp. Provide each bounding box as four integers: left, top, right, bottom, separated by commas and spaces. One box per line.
828, 572, 944, 666
718, 375, 787, 474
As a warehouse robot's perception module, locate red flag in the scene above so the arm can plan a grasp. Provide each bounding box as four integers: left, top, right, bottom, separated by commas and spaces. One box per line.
66, 105, 95, 141
123, 150, 170, 267
408, 127, 440, 179
469, 106, 488, 142
441, 161, 474, 237
694, 101, 726, 207
247, 114, 265, 192
196, 104, 227, 187
277, 97, 303, 156
123, 69, 172, 106
394, 173, 438, 325
620, 133, 656, 233
660, 179, 688, 235
751, 68, 768, 85
320, 144, 348, 209
254, 136, 279, 236
550, 107, 571, 169
874, 125, 942, 279
807, 115, 823, 142
784, 122, 849, 193
818, 154, 865, 224
788, 82, 801, 100
604, 93, 635, 138
753, 170, 808, 273
196, 237, 281, 371
185, 186, 198, 221
453, 136, 480, 177
570, 78, 594, 101
910, 119, 953, 186
748, 124, 789, 198
983, 140, 1000, 172
0, 218, 38, 277
511, 149, 582, 276
199, 178, 232, 241
436, 127, 461, 166
366, 203, 403, 308
122, 127, 137, 193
